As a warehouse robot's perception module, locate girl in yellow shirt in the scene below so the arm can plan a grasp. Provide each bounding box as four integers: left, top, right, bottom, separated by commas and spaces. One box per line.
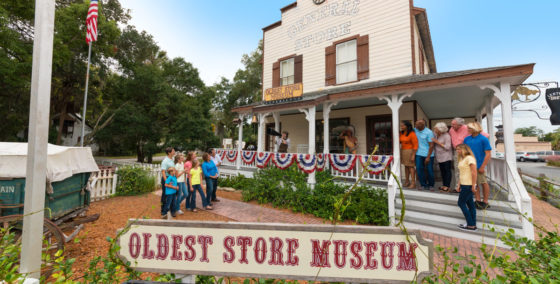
189, 159, 212, 211
455, 144, 478, 231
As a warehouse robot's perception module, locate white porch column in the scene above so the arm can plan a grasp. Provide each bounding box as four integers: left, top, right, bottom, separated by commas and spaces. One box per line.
236, 114, 245, 170
383, 92, 414, 174
485, 99, 496, 156
322, 102, 337, 154
273, 112, 280, 152
299, 106, 317, 185
256, 113, 270, 153
20, 0, 56, 280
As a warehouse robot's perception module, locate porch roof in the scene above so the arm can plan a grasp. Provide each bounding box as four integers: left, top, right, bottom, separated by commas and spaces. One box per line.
232, 63, 534, 116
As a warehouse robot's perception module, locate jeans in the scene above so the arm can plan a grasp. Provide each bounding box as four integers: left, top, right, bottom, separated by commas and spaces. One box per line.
205, 177, 214, 206
439, 160, 452, 188
174, 182, 188, 211
415, 155, 435, 188
458, 185, 477, 227
190, 184, 208, 209
211, 177, 218, 201
453, 151, 460, 188
160, 176, 166, 205
161, 194, 176, 216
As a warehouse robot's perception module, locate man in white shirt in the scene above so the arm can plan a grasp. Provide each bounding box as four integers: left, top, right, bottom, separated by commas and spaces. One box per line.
210, 148, 222, 202
275, 131, 290, 153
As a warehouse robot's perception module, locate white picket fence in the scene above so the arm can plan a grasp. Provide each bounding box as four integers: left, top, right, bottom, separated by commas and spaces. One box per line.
89, 162, 162, 202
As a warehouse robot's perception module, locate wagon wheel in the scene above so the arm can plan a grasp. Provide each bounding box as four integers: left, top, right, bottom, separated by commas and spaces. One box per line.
0, 214, 64, 279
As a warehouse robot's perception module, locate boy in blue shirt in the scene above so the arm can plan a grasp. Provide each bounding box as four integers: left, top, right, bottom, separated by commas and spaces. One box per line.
161, 167, 179, 219
464, 122, 492, 210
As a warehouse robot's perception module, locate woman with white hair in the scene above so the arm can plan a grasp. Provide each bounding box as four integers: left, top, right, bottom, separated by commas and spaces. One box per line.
432, 122, 453, 192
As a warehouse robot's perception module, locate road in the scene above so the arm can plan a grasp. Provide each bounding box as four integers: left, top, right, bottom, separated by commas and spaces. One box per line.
517, 162, 560, 182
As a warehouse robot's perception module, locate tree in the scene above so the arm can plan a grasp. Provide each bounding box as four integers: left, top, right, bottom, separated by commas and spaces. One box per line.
542, 128, 560, 150
515, 126, 544, 138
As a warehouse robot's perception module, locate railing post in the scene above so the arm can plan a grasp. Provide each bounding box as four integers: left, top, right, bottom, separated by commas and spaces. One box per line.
112, 170, 118, 196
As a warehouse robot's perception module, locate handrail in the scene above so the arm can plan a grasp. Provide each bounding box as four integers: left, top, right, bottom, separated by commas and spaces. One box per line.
387, 162, 399, 226
506, 161, 534, 239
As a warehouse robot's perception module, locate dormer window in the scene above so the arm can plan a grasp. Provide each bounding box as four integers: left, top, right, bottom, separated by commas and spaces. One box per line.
280, 58, 295, 86
336, 39, 357, 84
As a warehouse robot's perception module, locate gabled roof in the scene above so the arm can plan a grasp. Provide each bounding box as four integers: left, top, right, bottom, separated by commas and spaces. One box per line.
413, 7, 437, 73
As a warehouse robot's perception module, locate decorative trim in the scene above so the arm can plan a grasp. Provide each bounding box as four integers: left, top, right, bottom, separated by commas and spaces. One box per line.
280, 2, 297, 13
263, 20, 282, 32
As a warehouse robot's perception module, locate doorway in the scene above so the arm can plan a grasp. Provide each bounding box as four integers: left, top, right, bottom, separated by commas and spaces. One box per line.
366, 115, 392, 155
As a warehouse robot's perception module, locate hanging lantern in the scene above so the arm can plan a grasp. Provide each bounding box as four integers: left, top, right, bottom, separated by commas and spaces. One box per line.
251, 115, 258, 124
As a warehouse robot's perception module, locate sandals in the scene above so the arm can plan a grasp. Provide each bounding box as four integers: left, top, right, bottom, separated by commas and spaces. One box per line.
439, 186, 450, 192
205, 206, 213, 210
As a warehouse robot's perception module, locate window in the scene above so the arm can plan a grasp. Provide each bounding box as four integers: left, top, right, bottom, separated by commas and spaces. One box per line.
315, 118, 351, 153
336, 39, 357, 84
280, 58, 295, 86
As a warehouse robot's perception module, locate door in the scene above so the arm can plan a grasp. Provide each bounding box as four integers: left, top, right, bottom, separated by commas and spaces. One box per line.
265, 122, 281, 152
366, 115, 392, 155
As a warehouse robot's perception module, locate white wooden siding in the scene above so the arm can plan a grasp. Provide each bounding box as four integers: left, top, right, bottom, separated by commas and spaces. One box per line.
263, 0, 413, 98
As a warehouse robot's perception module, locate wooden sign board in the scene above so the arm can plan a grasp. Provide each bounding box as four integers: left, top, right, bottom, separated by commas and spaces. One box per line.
264, 83, 303, 102
117, 220, 433, 283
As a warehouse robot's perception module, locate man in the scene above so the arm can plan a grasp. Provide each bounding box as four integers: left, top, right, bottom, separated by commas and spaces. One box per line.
209, 148, 222, 202
464, 122, 492, 210
275, 131, 290, 153
414, 119, 435, 190
161, 147, 179, 212
449, 117, 470, 191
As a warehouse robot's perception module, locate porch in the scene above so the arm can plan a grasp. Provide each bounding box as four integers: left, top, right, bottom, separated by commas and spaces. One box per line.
229, 64, 535, 244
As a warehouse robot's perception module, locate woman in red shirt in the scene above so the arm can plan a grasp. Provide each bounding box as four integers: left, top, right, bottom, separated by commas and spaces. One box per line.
400, 121, 418, 188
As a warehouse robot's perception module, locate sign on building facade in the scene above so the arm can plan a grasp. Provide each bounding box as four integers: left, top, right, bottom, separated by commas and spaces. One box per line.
117, 220, 433, 283
264, 83, 303, 103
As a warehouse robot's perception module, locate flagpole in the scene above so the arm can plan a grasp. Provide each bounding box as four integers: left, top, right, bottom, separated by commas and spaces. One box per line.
81, 41, 92, 147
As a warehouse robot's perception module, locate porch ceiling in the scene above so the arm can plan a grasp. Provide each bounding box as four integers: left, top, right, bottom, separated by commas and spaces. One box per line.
412, 85, 492, 119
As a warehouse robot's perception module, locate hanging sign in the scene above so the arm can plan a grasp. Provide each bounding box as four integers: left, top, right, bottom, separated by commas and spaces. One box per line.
264, 83, 303, 103
546, 88, 560, 125
117, 220, 433, 283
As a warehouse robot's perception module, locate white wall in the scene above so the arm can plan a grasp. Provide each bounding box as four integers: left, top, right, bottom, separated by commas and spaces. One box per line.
263, 0, 413, 97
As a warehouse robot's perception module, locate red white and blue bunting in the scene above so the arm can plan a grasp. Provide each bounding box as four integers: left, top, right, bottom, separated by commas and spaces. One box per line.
316, 153, 328, 172
272, 153, 295, 170
225, 150, 238, 162
241, 151, 256, 164
216, 149, 226, 160
359, 155, 393, 174
329, 154, 357, 173
256, 152, 273, 168
296, 154, 316, 174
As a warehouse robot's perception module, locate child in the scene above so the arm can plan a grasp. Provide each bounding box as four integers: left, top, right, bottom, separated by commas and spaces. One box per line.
189, 159, 213, 211
174, 154, 187, 214
455, 144, 478, 231
161, 167, 179, 219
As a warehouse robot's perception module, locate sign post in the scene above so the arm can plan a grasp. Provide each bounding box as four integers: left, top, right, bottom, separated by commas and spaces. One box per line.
20, 0, 56, 280
117, 220, 433, 283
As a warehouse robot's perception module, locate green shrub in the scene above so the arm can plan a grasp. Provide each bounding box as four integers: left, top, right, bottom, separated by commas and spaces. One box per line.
224, 165, 389, 226
115, 166, 156, 196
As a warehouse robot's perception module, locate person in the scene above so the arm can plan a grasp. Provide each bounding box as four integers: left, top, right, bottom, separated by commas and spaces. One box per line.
455, 144, 478, 231
414, 119, 435, 190
340, 129, 358, 154
189, 159, 212, 211
449, 118, 470, 192
275, 131, 290, 153
160, 147, 176, 208
202, 153, 219, 208
184, 152, 194, 211
399, 121, 418, 188
209, 149, 222, 202
173, 154, 186, 214
432, 122, 453, 192
161, 167, 179, 219
464, 122, 492, 210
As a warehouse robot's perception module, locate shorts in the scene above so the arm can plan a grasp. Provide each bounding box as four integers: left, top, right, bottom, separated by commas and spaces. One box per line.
477, 172, 487, 184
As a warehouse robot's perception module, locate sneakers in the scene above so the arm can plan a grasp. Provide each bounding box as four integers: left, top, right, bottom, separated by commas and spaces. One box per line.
161, 214, 167, 219
212, 198, 221, 202
475, 201, 491, 210
177, 210, 184, 215
458, 224, 477, 231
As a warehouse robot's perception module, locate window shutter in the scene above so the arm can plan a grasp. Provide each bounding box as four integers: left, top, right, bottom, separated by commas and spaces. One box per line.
325, 45, 336, 86
357, 35, 369, 80
272, 61, 280, 87
294, 55, 303, 84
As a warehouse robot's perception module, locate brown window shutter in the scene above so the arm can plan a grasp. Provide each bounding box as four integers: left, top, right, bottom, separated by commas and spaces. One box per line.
325, 45, 336, 86
357, 35, 369, 80
272, 61, 280, 87
294, 55, 303, 84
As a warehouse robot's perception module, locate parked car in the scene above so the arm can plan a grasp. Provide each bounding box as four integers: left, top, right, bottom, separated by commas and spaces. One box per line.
495, 152, 504, 158
517, 151, 540, 162
537, 151, 554, 162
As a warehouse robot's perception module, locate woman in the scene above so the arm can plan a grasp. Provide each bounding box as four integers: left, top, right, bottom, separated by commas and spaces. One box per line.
173, 154, 187, 214
189, 159, 212, 211
432, 122, 453, 192
183, 152, 194, 211
399, 121, 418, 188
455, 144, 478, 231
340, 129, 358, 154
201, 153, 219, 208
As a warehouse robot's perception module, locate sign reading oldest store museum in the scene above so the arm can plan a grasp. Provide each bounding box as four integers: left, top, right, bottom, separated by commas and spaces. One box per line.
264, 83, 303, 103
117, 220, 433, 283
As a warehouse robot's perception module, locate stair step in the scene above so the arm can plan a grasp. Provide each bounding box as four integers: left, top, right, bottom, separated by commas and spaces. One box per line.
395, 203, 523, 228
398, 215, 501, 240
398, 189, 518, 214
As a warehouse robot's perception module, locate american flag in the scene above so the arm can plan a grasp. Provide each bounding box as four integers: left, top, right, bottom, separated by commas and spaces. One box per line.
86, 0, 98, 44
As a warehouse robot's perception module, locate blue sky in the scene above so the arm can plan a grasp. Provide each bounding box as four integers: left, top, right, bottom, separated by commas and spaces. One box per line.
118, 0, 560, 132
